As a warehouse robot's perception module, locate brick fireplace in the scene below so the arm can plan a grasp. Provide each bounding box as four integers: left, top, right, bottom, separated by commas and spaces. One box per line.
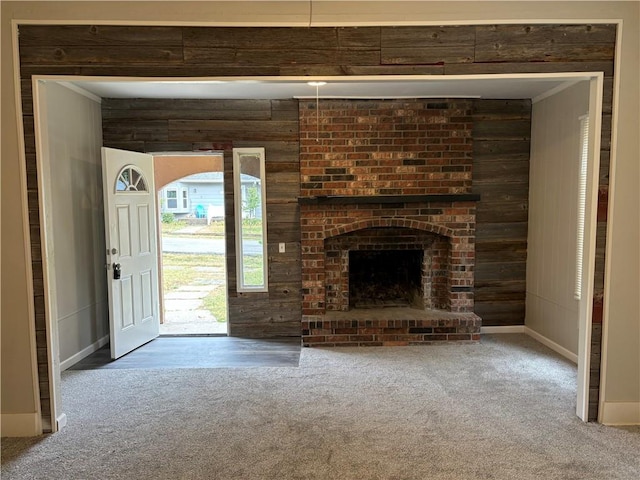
299, 99, 481, 346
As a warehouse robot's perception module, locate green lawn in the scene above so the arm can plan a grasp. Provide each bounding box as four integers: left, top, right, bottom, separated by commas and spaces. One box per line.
241, 255, 265, 287
162, 253, 225, 290
159, 219, 190, 234
161, 219, 262, 240
202, 290, 228, 322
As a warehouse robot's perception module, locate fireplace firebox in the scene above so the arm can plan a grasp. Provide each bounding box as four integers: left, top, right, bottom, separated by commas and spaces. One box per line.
349, 250, 423, 309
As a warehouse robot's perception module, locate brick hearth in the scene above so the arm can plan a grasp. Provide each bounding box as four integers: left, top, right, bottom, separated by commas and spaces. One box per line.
299, 99, 481, 346
304, 309, 482, 347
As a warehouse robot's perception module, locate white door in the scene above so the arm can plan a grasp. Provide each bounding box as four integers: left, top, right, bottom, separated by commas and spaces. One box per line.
102, 147, 160, 359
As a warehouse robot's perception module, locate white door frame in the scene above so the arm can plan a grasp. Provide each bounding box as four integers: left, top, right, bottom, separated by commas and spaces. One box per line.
152, 151, 227, 334
576, 76, 604, 421
31, 72, 604, 432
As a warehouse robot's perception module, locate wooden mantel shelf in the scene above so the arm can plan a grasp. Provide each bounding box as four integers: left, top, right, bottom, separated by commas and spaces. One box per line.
297, 194, 481, 205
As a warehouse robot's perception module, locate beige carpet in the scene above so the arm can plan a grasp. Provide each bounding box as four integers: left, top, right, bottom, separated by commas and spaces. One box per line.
2, 334, 639, 479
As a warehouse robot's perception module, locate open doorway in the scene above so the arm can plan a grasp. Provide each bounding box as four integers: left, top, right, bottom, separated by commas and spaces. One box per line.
153, 154, 228, 335
31, 73, 604, 434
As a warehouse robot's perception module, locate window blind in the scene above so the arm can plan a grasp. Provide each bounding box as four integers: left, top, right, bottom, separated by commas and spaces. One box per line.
575, 115, 590, 300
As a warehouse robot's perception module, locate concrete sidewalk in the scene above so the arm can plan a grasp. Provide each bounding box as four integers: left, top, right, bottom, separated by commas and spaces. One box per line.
161, 284, 227, 335
159, 232, 229, 334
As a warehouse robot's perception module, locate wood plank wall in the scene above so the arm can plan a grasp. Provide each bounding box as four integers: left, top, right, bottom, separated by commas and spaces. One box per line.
17, 24, 616, 427
101, 98, 302, 338
472, 100, 531, 326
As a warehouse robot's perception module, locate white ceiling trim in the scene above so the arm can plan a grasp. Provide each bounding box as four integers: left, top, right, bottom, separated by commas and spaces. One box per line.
31, 73, 598, 101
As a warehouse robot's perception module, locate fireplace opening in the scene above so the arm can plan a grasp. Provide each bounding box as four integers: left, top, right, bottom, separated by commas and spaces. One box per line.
349, 250, 424, 309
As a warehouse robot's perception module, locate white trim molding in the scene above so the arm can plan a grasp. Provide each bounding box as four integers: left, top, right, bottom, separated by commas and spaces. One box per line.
10, 20, 43, 430
482, 326, 580, 366
598, 16, 627, 429
600, 402, 640, 426
524, 327, 579, 364
59, 335, 110, 371
56, 413, 68, 431
0, 413, 41, 437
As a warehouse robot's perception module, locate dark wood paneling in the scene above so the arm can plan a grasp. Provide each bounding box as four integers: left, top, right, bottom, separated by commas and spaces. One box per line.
18, 25, 184, 46
600, 114, 612, 151
382, 46, 474, 65
473, 139, 531, 159
475, 24, 616, 45
185, 47, 381, 66
168, 120, 298, 142
474, 302, 526, 324
102, 119, 169, 142
19, 46, 184, 65
475, 261, 527, 282
473, 119, 532, 140
599, 151, 610, 187
475, 282, 527, 302
21, 79, 33, 115
472, 99, 533, 116
473, 99, 531, 326
234, 139, 299, 161
21, 64, 281, 77
338, 27, 381, 48
228, 297, 302, 337
475, 221, 528, 241
380, 27, 475, 65
476, 202, 528, 223
266, 204, 300, 224
474, 43, 614, 63
381, 26, 476, 47
102, 99, 273, 121
183, 27, 340, 49
103, 109, 273, 121
473, 159, 529, 185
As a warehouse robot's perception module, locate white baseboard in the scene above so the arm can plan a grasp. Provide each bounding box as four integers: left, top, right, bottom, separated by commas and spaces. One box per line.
600, 402, 640, 425
481, 325, 525, 334
56, 413, 68, 431
0, 413, 41, 437
59, 335, 109, 371
524, 327, 578, 364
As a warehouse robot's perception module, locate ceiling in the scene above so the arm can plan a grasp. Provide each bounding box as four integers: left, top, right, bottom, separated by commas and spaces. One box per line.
65, 75, 590, 101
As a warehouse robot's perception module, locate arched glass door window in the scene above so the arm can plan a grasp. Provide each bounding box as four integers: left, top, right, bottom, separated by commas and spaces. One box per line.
115, 165, 149, 193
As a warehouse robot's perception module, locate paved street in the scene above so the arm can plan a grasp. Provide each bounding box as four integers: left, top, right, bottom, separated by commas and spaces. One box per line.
161, 236, 263, 255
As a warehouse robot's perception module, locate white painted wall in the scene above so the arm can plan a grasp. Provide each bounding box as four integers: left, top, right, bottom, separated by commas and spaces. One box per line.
526, 82, 590, 355
42, 82, 108, 366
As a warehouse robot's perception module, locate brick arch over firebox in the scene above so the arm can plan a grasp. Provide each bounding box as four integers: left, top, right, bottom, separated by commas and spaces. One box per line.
324, 218, 456, 240
323, 224, 452, 313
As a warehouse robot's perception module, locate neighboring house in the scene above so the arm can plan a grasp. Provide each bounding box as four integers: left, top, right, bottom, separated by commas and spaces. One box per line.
160, 172, 262, 222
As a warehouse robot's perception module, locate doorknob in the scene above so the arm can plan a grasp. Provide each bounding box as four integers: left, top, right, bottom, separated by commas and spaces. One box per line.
113, 263, 121, 280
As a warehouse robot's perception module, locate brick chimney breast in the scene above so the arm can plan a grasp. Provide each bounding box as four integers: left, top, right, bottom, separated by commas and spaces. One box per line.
299, 99, 480, 346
